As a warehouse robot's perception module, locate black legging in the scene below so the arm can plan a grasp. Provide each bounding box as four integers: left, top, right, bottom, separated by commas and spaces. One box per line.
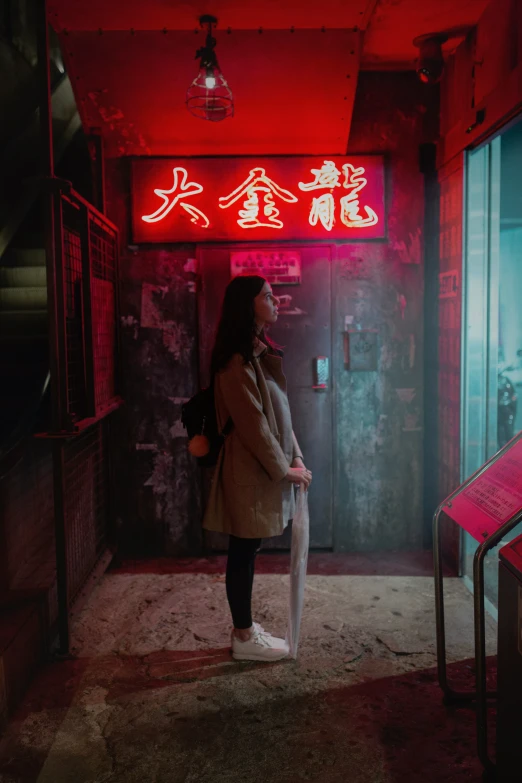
226, 535, 262, 630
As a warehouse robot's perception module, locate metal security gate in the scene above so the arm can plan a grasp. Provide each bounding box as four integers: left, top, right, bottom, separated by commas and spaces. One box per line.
41, 186, 122, 653
58, 192, 121, 429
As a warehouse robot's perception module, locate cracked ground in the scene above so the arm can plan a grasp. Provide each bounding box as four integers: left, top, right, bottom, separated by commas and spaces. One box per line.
0, 565, 497, 782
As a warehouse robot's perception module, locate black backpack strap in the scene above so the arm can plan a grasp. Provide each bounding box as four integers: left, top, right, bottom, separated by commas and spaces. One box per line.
211, 369, 233, 438
221, 417, 233, 437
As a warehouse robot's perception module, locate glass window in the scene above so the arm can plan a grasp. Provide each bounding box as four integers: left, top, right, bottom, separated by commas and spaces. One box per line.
462, 117, 522, 608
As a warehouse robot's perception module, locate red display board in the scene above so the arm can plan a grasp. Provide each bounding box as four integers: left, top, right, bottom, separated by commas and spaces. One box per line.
444, 436, 522, 542
131, 156, 385, 243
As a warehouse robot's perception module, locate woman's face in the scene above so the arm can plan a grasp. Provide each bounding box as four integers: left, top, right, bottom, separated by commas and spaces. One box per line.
254, 281, 280, 327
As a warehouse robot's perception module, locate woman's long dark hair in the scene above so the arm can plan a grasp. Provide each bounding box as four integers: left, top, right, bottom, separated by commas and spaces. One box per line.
210, 275, 281, 377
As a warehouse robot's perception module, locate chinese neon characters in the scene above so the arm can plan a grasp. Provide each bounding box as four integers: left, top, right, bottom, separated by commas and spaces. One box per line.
340, 164, 379, 228
299, 160, 378, 232
218, 167, 298, 229
140, 160, 379, 234
141, 167, 210, 228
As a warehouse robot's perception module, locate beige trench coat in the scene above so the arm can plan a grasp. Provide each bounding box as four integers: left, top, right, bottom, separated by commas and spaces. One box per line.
203, 346, 301, 539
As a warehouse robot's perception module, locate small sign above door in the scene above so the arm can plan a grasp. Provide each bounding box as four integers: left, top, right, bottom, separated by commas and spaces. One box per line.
230, 250, 301, 285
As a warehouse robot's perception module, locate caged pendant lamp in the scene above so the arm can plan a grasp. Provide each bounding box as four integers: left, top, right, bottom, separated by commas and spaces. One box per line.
186, 15, 234, 122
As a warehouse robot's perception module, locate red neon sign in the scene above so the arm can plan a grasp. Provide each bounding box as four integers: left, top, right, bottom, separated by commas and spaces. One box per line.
141, 167, 210, 228
218, 168, 298, 230
131, 156, 385, 243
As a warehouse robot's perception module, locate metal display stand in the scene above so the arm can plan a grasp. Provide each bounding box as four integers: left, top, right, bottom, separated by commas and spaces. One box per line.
433, 432, 522, 779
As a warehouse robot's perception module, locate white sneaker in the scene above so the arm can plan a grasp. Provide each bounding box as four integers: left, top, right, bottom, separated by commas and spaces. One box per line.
232, 625, 289, 662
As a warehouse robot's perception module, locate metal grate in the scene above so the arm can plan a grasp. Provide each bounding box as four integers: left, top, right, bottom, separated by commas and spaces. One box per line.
89, 213, 118, 413
90, 214, 116, 282
59, 196, 119, 426
63, 225, 87, 422
92, 278, 115, 410
63, 422, 109, 604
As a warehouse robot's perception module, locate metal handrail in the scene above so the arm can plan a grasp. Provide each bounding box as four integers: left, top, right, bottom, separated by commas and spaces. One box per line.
62, 188, 118, 236
433, 430, 522, 776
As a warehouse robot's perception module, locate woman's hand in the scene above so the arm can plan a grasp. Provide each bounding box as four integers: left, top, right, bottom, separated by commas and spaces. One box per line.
286, 466, 312, 489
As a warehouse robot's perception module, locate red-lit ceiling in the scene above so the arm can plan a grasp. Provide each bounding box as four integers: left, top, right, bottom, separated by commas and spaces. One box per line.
57, 29, 361, 157
48, 1, 377, 31
363, 0, 490, 68
48, 0, 490, 158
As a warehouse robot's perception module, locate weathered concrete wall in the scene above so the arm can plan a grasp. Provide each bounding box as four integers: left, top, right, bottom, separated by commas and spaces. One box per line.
106, 161, 202, 555
118, 249, 202, 556
106, 73, 437, 556
333, 72, 438, 551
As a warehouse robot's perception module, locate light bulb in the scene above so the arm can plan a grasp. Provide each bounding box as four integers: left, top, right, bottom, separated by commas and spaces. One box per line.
205, 74, 216, 89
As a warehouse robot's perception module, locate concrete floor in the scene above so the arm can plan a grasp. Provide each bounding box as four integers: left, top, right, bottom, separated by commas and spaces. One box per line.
0, 566, 497, 783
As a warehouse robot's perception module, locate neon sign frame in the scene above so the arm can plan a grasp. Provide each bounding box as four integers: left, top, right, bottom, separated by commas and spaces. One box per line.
131, 155, 386, 243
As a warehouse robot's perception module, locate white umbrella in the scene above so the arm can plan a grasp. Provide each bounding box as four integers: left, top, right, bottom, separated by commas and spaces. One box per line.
286, 486, 310, 659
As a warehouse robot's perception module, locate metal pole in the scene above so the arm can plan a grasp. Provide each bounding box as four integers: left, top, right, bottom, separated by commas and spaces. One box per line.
36, 0, 66, 433
80, 203, 96, 419
433, 506, 450, 696
36, 0, 53, 179
473, 544, 494, 776
434, 505, 476, 704
37, 0, 70, 655
52, 441, 70, 655
471, 509, 522, 774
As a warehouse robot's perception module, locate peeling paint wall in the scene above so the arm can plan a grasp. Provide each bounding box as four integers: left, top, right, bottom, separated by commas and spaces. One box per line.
333, 72, 438, 551
114, 246, 202, 555
105, 162, 201, 555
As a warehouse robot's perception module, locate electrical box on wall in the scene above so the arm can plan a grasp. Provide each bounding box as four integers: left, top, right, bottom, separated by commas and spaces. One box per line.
344, 330, 379, 371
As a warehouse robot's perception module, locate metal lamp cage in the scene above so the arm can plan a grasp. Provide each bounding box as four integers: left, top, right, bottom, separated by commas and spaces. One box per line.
186, 15, 234, 122
186, 67, 234, 122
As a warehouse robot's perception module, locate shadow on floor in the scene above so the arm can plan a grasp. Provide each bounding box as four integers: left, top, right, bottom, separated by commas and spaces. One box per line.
0, 651, 495, 783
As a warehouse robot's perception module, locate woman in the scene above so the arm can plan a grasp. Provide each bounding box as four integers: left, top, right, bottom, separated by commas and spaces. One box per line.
203, 275, 312, 662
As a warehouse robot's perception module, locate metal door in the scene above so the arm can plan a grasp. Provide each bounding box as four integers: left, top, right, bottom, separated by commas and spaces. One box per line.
197, 245, 334, 550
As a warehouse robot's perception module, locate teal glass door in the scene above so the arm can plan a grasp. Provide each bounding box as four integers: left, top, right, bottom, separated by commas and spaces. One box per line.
462, 117, 522, 608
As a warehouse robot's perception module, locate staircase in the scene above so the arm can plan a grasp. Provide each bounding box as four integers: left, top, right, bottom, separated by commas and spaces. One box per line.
0, 243, 49, 450
0, 11, 94, 729
0, 6, 81, 457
